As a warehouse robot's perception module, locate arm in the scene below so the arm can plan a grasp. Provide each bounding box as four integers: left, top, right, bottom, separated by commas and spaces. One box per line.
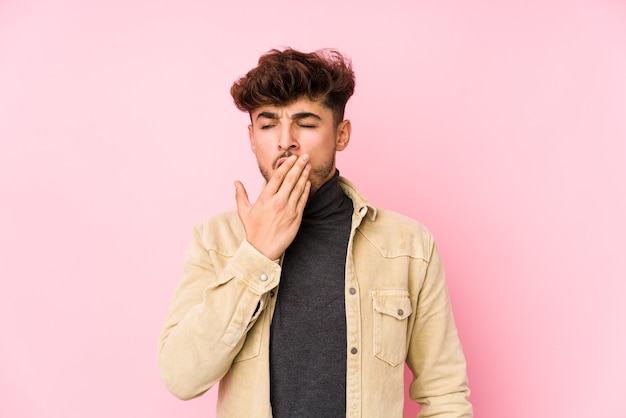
158, 154, 311, 399
158, 226, 280, 400
407, 240, 473, 417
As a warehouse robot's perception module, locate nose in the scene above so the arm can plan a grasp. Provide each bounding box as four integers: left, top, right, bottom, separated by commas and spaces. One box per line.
277, 125, 298, 151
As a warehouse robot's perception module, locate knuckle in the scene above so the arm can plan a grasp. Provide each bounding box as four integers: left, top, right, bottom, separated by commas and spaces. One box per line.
273, 199, 286, 211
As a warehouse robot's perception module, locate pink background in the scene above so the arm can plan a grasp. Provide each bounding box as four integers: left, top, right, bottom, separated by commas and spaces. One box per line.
1, 0, 625, 417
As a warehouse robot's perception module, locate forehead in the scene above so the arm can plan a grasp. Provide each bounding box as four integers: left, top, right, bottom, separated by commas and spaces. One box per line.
251, 97, 331, 119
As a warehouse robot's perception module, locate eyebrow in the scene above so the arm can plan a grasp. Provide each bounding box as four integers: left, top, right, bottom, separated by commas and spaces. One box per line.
256, 111, 322, 121
292, 112, 322, 121
256, 111, 278, 120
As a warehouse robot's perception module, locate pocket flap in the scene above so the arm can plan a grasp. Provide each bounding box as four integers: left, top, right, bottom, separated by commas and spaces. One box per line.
372, 292, 412, 320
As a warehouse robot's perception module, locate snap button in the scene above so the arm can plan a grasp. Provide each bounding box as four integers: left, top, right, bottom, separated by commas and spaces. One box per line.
397, 309, 404, 316
349, 287, 356, 295
260, 273, 268, 282
351, 347, 358, 355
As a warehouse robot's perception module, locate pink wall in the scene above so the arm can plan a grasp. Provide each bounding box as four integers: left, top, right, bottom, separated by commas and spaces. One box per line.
1, 0, 625, 417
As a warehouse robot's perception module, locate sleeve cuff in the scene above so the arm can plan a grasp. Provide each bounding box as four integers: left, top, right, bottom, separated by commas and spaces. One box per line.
225, 240, 282, 294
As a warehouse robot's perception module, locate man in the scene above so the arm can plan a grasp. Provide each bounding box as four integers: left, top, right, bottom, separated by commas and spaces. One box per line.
158, 48, 472, 417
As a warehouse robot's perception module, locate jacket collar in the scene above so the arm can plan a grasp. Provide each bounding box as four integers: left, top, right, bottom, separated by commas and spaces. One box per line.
338, 176, 378, 221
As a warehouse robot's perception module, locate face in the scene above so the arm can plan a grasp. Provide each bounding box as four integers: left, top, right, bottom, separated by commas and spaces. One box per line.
248, 97, 351, 194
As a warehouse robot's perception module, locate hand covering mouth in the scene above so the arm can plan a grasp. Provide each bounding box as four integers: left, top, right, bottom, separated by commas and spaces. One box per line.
274, 152, 295, 169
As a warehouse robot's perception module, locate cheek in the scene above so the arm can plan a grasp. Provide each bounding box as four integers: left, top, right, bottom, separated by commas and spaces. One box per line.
310, 139, 336, 159
255, 149, 275, 167
252, 141, 270, 156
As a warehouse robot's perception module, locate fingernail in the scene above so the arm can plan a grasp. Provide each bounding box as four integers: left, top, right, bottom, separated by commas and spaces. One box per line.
302, 154, 309, 162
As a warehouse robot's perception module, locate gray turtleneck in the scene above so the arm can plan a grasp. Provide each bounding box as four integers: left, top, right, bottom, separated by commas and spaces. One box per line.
269, 171, 353, 417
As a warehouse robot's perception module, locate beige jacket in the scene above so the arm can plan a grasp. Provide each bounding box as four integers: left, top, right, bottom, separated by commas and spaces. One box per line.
158, 177, 472, 417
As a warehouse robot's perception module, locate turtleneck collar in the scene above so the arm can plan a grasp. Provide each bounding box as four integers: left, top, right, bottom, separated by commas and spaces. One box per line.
303, 170, 348, 219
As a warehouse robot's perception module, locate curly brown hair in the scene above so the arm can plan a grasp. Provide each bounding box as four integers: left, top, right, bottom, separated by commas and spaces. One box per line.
230, 48, 355, 126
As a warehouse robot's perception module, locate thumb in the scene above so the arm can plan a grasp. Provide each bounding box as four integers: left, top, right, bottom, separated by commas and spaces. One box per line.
234, 180, 251, 216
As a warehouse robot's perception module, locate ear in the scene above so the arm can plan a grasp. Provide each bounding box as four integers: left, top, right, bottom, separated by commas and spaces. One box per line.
248, 124, 256, 154
335, 119, 351, 151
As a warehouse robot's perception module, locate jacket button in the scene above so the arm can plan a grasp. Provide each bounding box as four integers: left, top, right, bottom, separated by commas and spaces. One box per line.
397, 309, 404, 316
260, 273, 268, 282
351, 347, 358, 355
349, 287, 356, 295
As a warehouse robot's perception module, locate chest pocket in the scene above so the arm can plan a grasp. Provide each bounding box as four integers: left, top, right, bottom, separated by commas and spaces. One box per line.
372, 290, 412, 367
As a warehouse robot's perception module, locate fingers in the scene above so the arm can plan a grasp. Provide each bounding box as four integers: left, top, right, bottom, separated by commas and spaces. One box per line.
287, 162, 311, 209
296, 180, 312, 213
263, 155, 297, 193
275, 154, 310, 202
265, 154, 309, 195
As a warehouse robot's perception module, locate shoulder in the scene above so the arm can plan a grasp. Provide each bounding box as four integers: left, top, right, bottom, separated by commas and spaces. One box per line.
357, 208, 434, 262
201, 210, 241, 229
194, 210, 245, 255
338, 176, 435, 261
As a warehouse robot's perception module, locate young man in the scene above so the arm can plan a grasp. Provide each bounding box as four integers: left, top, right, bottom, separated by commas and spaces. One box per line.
158, 48, 472, 417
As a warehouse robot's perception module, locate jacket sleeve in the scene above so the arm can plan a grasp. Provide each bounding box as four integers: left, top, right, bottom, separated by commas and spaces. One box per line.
158, 222, 280, 400
406, 239, 473, 417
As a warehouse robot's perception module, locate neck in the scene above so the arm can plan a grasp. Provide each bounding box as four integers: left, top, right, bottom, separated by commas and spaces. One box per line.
303, 171, 345, 219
